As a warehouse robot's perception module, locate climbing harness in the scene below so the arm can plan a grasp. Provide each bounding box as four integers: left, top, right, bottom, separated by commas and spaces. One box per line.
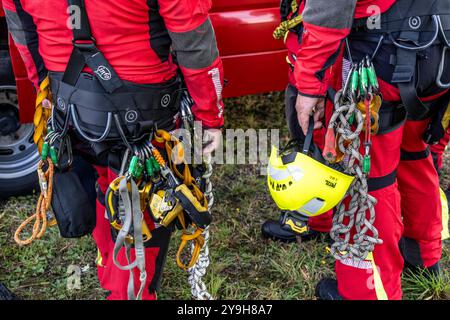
273, 0, 302, 40
15, 0, 216, 301
352, 0, 450, 123
49, 0, 181, 145
324, 51, 384, 261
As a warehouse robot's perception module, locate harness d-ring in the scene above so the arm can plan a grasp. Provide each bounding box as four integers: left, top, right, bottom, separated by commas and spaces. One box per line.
437, 47, 450, 88
70, 103, 112, 143
389, 15, 440, 51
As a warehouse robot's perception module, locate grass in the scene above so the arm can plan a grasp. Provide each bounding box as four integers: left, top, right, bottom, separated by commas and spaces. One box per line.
0, 92, 449, 300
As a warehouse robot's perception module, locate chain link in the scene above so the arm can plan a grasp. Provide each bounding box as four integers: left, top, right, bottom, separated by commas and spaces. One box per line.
328, 90, 383, 261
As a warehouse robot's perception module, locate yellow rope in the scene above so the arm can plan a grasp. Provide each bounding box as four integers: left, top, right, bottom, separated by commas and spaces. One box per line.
273, 15, 303, 40
33, 76, 52, 153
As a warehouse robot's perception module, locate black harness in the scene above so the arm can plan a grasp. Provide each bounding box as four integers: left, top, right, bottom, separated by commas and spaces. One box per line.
50, 0, 181, 144
352, 0, 450, 124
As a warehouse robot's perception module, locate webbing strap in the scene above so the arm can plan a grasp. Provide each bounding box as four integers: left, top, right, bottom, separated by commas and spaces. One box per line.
112, 178, 147, 300
400, 147, 430, 161
391, 31, 432, 120
63, 0, 123, 93
368, 170, 397, 192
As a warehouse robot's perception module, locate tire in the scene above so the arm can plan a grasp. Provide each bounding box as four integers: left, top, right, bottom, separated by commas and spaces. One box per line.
0, 50, 40, 199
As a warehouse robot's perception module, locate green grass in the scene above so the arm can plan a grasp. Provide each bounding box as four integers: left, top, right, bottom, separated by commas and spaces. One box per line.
0, 93, 449, 300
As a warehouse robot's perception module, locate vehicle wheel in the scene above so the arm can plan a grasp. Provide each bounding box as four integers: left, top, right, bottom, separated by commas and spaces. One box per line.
0, 85, 40, 199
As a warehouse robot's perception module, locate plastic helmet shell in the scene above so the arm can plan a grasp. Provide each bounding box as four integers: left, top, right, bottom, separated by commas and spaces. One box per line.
267, 145, 354, 217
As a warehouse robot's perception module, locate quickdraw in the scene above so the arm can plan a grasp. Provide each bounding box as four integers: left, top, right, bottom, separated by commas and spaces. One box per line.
324, 50, 383, 261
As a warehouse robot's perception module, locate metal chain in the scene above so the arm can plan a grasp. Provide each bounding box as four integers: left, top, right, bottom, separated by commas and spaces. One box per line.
328, 90, 383, 261
187, 154, 214, 300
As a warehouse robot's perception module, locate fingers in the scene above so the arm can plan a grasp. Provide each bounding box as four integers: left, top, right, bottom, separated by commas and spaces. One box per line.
298, 110, 311, 135
42, 99, 51, 109
202, 129, 222, 156
295, 95, 325, 135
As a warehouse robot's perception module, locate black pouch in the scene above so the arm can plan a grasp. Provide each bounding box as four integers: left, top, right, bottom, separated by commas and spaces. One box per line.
51, 169, 96, 238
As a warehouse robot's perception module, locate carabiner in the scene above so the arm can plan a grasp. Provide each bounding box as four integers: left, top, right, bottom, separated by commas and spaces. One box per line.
56, 135, 74, 170
436, 47, 450, 88
389, 15, 440, 51
70, 104, 112, 143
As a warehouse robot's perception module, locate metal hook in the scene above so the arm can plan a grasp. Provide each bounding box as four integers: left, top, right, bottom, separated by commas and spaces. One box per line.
389, 15, 440, 51
437, 15, 450, 47
436, 47, 450, 88
70, 104, 112, 143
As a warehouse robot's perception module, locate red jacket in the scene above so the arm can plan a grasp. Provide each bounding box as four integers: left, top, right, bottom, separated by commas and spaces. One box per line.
287, 0, 396, 97
2, 0, 224, 128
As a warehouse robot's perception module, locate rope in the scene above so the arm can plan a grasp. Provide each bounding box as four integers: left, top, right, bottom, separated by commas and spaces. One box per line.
187, 154, 214, 300
33, 76, 52, 153
327, 90, 382, 261
14, 158, 54, 245
273, 15, 303, 40
273, 0, 302, 40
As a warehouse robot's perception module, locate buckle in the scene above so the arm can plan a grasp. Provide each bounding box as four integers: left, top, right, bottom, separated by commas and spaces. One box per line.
72, 37, 97, 49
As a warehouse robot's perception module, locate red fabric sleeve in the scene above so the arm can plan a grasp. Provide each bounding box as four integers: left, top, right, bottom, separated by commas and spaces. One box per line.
158, 0, 224, 128
2, 0, 46, 91
294, 0, 357, 97
294, 22, 349, 97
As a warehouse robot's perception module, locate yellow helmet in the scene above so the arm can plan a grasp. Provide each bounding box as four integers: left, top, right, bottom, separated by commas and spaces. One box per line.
267, 120, 354, 217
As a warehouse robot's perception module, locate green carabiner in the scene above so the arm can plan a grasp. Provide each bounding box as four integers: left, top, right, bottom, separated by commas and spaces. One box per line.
145, 158, 154, 177
151, 157, 161, 173
363, 154, 371, 174
41, 142, 50, 161
50, 146, 59, 164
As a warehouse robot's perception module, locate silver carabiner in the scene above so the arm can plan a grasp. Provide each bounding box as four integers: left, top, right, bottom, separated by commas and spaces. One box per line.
389, 15, 440, 51
57, 135, 74, 169
70, 103, 112, 143
436, 46, 450, 88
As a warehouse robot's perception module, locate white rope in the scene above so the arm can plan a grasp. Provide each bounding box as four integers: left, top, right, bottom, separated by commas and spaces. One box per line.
187, 155, 214, 300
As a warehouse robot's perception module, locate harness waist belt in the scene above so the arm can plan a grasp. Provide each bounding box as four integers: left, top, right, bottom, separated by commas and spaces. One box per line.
49, 72, 181, 142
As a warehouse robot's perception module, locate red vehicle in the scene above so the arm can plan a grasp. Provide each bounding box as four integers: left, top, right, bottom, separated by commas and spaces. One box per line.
0, 0, 287, 197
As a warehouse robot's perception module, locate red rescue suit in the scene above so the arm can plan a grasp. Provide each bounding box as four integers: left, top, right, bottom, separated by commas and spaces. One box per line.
3, 0, 224, 300
285, 0, 448, 300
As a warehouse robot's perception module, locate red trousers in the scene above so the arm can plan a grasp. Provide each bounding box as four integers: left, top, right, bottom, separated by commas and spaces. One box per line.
308, 79, 444, 300
92, 166, 171, 300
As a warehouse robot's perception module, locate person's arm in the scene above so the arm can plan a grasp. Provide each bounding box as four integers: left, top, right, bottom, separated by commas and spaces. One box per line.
2, 0, 47, 90
294, 0, 357, 133
158, 0, 224, 129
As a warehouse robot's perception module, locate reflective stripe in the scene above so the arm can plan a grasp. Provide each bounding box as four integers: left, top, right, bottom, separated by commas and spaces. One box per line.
208, 67, 224, 118
440, 188, 449, 240
95, 249, 104, 267
367, 252, 388, 300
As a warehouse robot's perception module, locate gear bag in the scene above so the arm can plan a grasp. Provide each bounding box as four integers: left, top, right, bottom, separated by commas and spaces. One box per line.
51, 169, 96, 238
50, 0, 181, 144
51, 155, 97, 238
352, 0, 450, 122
